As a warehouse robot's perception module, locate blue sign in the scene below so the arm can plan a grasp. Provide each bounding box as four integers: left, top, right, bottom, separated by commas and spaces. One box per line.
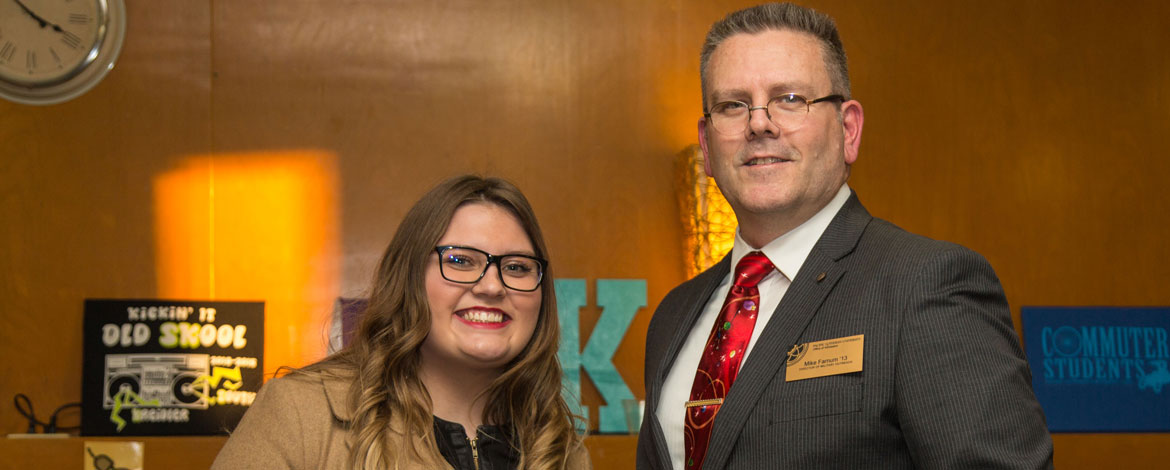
556, 279, 645, 434
1021, 307, 1170, 432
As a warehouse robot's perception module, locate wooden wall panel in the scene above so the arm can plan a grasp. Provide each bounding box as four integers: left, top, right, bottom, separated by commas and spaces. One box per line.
2, 0, 1168, 468
0, 0, 213, 450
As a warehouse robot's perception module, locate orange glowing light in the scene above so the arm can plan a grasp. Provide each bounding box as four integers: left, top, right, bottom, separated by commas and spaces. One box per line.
676, 144, 736, 278
154, 150, 340, 377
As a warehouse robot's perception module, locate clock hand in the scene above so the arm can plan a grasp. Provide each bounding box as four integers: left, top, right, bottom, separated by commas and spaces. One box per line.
13, 0, 66, 33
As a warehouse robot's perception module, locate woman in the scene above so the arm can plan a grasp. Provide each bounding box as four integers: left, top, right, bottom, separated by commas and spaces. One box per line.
212, 175, 588, 470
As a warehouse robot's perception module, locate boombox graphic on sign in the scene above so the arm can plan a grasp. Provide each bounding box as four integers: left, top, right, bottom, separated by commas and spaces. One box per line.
104, 354, 211, 410
82, 299, 264, 436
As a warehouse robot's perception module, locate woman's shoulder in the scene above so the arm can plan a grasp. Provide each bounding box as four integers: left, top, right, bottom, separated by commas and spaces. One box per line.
265, 366, 357, 421
212, 368, 356, 470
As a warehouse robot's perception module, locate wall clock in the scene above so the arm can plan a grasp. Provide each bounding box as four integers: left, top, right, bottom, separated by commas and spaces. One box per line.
0, 0, 126, 105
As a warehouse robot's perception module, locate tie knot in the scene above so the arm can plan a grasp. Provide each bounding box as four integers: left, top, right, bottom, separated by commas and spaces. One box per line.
732, 251, 774, 288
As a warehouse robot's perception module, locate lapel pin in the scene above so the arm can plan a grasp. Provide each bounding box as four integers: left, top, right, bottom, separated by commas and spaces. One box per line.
816, 272, 827, 282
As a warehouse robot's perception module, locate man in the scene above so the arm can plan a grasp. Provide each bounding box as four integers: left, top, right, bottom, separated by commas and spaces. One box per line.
638, 3, 1053, 469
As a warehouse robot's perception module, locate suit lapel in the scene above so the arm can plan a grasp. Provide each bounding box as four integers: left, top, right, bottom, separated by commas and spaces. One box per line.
652, 255, 732, 390
644, 255, 731, 470
701, 194, 872, 470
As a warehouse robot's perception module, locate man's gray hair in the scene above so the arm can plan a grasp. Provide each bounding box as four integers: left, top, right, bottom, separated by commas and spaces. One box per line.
700, 2, 851, 109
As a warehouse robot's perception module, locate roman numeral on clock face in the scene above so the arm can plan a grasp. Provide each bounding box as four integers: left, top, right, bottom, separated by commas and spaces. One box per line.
62, 31, 82, 50
0, 42, 15, 63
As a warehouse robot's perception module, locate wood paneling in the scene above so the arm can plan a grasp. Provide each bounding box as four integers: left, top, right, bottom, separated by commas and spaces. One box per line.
3, 1, 1168, 468
0, 0, 214, 462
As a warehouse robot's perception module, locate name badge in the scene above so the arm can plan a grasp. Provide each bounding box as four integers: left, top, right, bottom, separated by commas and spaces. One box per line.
785, 334, 864, 382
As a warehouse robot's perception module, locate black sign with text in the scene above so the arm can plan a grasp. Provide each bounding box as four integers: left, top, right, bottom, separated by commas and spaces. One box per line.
81, 299, 264, 436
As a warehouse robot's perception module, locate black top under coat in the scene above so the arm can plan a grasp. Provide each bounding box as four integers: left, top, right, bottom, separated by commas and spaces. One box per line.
433, 415, 519, 470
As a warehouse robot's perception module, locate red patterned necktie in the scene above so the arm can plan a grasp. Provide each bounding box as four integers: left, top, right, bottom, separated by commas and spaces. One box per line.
683, 251, 774, 469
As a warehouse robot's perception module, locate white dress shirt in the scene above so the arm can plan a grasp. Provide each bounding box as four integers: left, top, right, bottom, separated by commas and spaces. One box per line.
655, 184, 852, 470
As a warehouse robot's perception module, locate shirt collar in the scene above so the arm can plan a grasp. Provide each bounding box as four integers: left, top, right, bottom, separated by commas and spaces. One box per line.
729, 184, 852, 282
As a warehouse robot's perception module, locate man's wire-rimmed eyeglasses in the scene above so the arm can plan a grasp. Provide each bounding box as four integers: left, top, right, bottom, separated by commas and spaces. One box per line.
704, 93, 845, 135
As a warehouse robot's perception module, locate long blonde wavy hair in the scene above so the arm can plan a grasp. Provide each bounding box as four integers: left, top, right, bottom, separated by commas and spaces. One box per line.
299, 175, 579, 469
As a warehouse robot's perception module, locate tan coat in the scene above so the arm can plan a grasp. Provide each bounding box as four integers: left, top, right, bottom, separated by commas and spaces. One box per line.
211, 374, 590, 470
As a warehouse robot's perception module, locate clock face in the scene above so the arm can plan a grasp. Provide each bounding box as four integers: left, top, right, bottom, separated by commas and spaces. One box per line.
0, 0, 123, 105
0, 0, 106, 86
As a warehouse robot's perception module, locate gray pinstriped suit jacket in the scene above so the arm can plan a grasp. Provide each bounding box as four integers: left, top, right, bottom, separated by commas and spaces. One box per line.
637, 192, 1053, 469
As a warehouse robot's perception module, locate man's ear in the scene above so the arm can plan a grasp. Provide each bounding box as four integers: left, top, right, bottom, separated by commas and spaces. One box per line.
841, 100, 864, 165
698, 117, 713, 176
